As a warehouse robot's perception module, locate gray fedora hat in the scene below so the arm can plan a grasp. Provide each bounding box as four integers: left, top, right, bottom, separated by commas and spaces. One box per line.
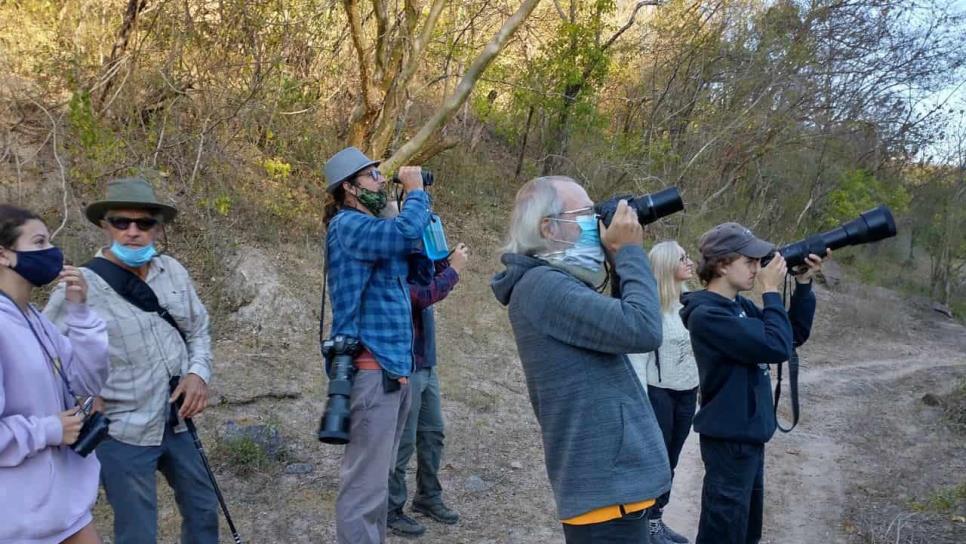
85, 177, 179, 226
324, 146, 379, 193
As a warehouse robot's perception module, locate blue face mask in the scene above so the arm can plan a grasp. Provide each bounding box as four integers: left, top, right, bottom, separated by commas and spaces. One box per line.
12, 246, 64, 287
542, 214, 607, 286
111, 241, 157, 267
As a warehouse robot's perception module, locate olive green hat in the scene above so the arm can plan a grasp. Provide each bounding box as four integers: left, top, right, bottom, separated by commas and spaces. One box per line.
85, 177, 178, 226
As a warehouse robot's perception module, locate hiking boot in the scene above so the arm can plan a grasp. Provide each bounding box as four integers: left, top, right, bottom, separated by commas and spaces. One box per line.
412, 501, 460, 524
650, 518, 689, 544
388, 509, 426, 537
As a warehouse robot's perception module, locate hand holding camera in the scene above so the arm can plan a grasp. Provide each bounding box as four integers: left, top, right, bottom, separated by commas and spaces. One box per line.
794, 252, 827, 283
758, 254, 787, 293
59, 407, 85, 445
601, 200, 644, 255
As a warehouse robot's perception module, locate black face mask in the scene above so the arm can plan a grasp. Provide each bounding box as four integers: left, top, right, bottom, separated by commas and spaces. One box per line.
11, 246, 64, 287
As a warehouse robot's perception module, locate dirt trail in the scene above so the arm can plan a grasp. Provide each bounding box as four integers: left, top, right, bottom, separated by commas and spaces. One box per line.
663, 351, 966, 544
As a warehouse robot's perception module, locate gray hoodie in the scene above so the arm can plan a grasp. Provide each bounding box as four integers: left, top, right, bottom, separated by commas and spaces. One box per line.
491, 245, 671, 520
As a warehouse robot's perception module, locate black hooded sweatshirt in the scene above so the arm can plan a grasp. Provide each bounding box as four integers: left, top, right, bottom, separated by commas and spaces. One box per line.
679, 282, 815, 444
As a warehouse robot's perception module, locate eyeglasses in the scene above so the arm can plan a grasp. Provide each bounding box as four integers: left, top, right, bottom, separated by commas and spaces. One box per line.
547, 206, 597, 220
106, 216, 159, 231
355, 169, 383, 181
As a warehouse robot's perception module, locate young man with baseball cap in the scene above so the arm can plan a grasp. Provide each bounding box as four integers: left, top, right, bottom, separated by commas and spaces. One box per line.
678, 223, 825, 544
320, 146, 432, 543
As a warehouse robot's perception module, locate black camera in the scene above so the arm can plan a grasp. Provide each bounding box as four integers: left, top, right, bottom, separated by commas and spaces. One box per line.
317, 335, 361, 445
762, 205, 897, 269
595, 186, 685, 227
391, 170, 434, 187
71, 402, 111, 457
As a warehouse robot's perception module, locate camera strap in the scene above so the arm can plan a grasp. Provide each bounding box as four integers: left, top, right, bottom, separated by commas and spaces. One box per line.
0, 289, 79, 409
773, 277, 800, 433
320, 235, 330, 357
83, 257, 187, 343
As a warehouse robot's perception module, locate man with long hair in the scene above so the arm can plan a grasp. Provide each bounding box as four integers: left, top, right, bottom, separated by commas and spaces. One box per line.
492, 176, 670, 543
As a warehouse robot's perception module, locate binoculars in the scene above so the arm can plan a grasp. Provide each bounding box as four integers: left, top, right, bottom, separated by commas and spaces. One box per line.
391, 170, 435, 187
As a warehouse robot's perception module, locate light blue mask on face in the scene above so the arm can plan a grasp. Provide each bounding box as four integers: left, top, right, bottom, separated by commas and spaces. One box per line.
111, 241, 157, 267
541, 213, 607, 286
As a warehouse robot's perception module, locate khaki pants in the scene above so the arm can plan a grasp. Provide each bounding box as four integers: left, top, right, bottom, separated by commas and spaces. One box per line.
335, 369, 412, 544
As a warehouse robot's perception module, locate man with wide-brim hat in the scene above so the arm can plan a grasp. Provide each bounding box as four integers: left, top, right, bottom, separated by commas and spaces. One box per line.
320, 146, 434, 544
84, 176, 179, 226
45, 175, 219, 544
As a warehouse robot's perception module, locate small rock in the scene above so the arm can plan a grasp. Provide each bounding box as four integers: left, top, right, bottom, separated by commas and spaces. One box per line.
285, 463, 315, 475
464, 475, 488, 493
510, 461, 523, 470
921, 393, 944, 407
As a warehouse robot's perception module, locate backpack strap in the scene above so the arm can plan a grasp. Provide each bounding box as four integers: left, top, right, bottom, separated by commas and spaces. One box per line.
84, 257, 186, 343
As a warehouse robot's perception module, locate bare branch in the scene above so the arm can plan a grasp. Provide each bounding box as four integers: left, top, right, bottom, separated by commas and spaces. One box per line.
98, 0, 148, 106
601, 1, 662, 52
383, 0, 544, 172
27, 98, 69, 240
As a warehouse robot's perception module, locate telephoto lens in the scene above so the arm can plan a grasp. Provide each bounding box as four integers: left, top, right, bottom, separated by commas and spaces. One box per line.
318, 335, 361, 445
391, 170, 434, 187
763, 205, 897, 269
595, 186, 685, 227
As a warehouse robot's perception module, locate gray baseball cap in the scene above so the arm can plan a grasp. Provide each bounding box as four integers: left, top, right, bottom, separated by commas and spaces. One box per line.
323, 146, 379, 193
699, 222, 775, 259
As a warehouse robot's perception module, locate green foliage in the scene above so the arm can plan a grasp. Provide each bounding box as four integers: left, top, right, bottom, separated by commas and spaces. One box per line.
65, 91, 124, 186
909, 482, 966, 514
214, 434, 271, 476
823, 169, 910, 228
263, 157, 292, 179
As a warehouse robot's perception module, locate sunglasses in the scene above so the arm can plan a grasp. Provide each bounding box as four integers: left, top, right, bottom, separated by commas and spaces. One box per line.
106, 216, 159, 231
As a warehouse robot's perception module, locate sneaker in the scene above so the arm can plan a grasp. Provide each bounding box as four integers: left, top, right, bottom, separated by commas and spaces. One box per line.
650, 518, 689, 544
388, 509, 426, 537
412, 501, 460, 525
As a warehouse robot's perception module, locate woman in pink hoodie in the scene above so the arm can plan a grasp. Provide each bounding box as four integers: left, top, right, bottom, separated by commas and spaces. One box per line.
0, 204, 109, 543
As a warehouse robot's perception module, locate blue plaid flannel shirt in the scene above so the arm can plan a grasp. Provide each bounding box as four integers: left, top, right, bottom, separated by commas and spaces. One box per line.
325, 190, 431, 377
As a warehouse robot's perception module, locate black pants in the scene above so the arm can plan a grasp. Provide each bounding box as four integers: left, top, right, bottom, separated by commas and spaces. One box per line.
695, 436, 765, 544
563, 508, 650, 543
647, 385, 698, 518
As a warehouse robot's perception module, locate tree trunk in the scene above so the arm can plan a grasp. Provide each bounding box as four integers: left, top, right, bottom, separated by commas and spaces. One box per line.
97, 0, 148, 106
515, 105, 535, 179
382, 0, 544, 173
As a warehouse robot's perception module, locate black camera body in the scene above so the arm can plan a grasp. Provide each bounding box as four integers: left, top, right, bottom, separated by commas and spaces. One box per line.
391, 170, 434, 187
318, 335, 362, 445
71, 409, 110, 457
763, 205, 897, 269
595, 186, 684, 227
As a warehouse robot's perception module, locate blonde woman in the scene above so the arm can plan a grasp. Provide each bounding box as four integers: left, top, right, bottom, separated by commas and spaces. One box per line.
643, 241, 698, 544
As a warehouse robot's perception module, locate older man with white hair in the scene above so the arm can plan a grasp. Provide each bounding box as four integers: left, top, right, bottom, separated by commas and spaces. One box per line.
491, 176, 671, 543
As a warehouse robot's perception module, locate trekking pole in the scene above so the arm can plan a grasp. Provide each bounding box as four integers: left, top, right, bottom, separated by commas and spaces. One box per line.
171, 379, 243, 544
183, 416, 244, 544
